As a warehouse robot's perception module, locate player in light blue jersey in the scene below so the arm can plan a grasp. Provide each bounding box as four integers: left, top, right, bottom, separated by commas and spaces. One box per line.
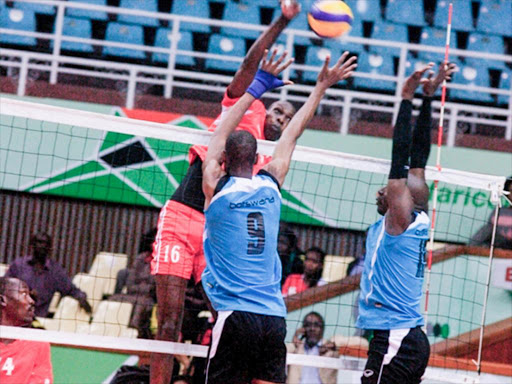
201, 50, 357, 384
357, 61, 457, 384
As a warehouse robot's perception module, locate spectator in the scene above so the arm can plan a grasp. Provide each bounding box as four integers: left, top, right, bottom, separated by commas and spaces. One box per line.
5, 232, 91, 317
0, 277, 53, 383
286, 312, 338, 384
346, 229, 368, 278
282, 247, 327, 297
278, 223, 304, 284
470, 176, 512, 249
111, 229, 157, 339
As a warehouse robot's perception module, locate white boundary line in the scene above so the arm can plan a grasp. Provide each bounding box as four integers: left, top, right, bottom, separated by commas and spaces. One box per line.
0, 97, 506, 194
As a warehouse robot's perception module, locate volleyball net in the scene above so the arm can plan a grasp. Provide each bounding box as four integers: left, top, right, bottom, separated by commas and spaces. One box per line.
0, 96, 510, 383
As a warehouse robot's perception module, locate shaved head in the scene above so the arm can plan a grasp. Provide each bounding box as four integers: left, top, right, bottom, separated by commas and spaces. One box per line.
225, 130, 257, 175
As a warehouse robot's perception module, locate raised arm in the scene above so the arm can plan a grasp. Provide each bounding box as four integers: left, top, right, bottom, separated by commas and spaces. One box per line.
264, 52, 357, 186
227, 0, 300, 98
203, 51, 294, 207
408, 62, 457, 212
385, 64, 433, 235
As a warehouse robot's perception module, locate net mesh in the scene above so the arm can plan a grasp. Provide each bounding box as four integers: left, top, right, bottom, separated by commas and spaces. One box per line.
0, 97, 509, 383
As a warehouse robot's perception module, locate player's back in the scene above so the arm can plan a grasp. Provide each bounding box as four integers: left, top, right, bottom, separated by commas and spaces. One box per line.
357, 211, 430, 330
202, 170, 286, 317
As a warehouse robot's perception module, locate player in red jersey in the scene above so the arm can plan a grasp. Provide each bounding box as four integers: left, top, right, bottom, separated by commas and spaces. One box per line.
0, 277, 53, 384
150, 2, 301, 382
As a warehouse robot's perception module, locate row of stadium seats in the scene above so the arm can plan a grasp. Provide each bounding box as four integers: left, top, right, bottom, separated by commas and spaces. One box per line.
7, 0, 512, 38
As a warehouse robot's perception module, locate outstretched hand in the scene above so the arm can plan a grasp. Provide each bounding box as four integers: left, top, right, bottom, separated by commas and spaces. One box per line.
401, 62, 435, 100
422, 61, 458, 97
261, 48, 294, 85
280, 0, 301, 20
316, 51, 358, 90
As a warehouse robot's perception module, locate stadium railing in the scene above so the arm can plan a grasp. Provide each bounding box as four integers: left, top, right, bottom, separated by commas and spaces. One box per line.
0, 0, 511, 147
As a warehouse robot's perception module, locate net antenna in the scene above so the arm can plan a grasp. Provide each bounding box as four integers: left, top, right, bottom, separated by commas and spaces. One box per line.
423, 1, 453, 331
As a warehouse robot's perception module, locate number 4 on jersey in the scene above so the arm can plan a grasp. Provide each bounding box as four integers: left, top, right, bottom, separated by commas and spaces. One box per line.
0, 357, 15, 376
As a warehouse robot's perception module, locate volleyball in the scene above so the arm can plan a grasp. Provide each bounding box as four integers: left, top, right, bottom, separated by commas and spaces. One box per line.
308, 0, 353, 38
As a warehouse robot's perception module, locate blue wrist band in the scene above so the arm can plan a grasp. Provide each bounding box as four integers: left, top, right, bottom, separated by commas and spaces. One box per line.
246, 69, 285, 99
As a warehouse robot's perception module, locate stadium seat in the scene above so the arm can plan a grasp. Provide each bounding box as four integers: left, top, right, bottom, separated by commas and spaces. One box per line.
153, 28, 195, 66
36, 297, 91, 333
354, 51, 396, 91
477, 0, 512, 37
385, 0, 426, 26
304, 47, 333, 83
0, 8, 37, 46
321, 255, 355, 282
498, 68, 511, 105
66, 0, 108, 21
0, 263, 8, 276
466, 32, 507, 70
450, 63, 494, 103
286, 11, 313, 45
13, 0, 55, 15
323, 19, 365, 55
344, 0, 381, 22
434, 0, 474, 31
221, 2, 261, 39
117, 0, 160, 27
73, 273, 104, 312
88, 252, 128, 296
205, 34, 245, 72
77, 300, 137, 337
103, 22, 146, 59
418, 27, 457, 62
171, 0, 210, 33
57, 17, 94, 53
369, 20, 408, 54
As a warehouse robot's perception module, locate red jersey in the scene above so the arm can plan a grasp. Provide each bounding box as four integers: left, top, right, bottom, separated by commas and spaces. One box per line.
0, 340, 53, 384
282, 274, 328, 297
189, 92, 272, 171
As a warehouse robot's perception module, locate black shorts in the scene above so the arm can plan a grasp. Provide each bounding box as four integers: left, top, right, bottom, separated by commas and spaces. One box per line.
205, 310, 287, 384
362, 326, 430, 384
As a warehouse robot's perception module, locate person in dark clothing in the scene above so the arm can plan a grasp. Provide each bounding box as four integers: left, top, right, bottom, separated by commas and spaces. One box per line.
277, 223, 304, 284
6, 232, 91, 317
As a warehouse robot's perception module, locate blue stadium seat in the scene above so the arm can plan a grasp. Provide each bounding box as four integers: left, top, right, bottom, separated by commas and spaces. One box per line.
323, 34, 364, 56
117, 0, 159, 27
171, 0, 210, 33
354, 51, 396, 91
466, 32, 506, 70
286, 11, 313, 45
385, 0, 426, 26
221, 2, 261, 39
477, 0, 512, 36
67, 0, 108, 21
449, 62, 493, 103
153, 28, 194, 66
103, 22, 146, 59
14, 0, 55, 15
303, 46, 339, 82
205, 34, 245, 72
344, 0, 381, 22
0, 8, 36, 46
369, 21, 408, 54
57, 17, 94, 53
434, 0, 473, 31
418, 27, 457, 62
498, 68, 511, 105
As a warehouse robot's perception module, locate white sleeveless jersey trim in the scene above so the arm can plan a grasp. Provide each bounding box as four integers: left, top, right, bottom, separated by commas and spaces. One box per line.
365, 218, 386, 305
208, 175, 281, 207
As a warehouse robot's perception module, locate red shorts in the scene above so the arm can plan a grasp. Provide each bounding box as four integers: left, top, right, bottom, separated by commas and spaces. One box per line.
151, 200, 206, 282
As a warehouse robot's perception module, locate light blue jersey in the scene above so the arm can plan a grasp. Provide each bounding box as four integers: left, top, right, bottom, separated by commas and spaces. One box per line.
202, 170, 286, 318
357, 211, 430, 330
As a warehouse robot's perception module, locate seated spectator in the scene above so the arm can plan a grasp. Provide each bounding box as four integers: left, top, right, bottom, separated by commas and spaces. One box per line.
5, 232, 91, 317
0, 277, 53, 383
282, 247, 327, 297
286, 312, 338, 384
111, 229, 157, 339
470, 176, 512, 249
278, 223, 304, 284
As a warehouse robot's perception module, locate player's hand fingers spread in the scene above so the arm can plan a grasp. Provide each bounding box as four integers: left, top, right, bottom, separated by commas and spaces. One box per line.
277, 57, 294, 73
319, 55, 331, 81
335, 51, 349, 69
261, 49, 269, 68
